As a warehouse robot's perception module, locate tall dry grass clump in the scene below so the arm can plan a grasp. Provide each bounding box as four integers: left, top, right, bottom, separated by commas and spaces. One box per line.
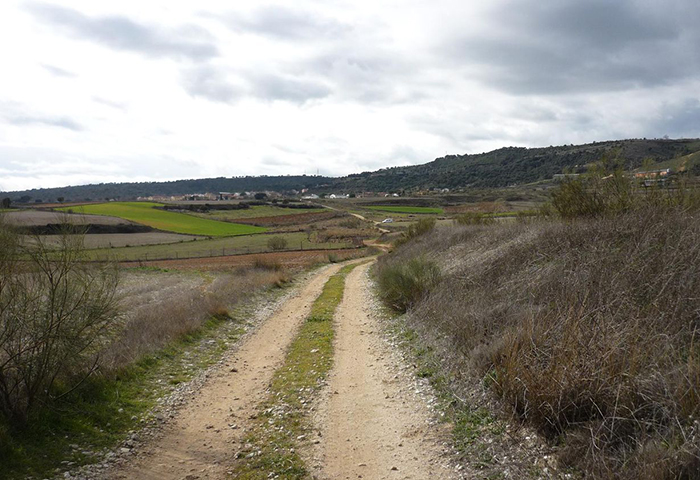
376, 204, 700, 478
376, 257, 440, 312
99, 267, 289, 372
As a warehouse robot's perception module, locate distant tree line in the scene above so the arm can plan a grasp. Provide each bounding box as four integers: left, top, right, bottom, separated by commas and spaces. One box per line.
2, 139, 698, 201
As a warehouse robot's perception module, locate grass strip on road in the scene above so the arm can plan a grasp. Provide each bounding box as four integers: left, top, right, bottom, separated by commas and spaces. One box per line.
230, 262, 362, 479
366, 205, 444, 214
57, 202, 266, 237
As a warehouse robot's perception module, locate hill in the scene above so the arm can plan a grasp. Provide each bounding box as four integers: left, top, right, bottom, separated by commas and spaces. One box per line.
3, 138, 699, 202
336, 138, 700, 191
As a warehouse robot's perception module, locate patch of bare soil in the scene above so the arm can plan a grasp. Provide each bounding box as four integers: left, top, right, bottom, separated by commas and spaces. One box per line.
101, 263, 346, 480
36, 232, 199, 248
232, 210, 338, 226
310, 263, 459, 480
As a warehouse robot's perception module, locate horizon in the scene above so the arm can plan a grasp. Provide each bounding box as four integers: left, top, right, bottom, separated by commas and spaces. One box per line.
2, 136, 696, 195
2, 1, 699, 192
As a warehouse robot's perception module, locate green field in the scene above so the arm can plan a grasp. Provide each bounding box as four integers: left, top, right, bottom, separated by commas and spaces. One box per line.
193, 205, 324, 220
365, 206, 444, 214
83, 231, 352, 261
57, 202, 265, 237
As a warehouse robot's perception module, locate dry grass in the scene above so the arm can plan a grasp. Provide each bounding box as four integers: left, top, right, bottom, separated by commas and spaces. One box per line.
99, 267, 288, 372
376, 208, 700, 478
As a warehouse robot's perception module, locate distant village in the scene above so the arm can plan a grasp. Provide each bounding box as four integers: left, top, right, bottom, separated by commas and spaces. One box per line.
134, 189, 447, 203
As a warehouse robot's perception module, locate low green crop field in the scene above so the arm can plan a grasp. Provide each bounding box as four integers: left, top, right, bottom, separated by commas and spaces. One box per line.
200, 205, 325, 220
365, 206, 444, 214
57, 202, 265, 237
83, 231, 352, 261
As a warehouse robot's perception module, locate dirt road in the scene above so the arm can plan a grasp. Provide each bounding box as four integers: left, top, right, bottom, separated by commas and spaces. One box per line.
106, 263, 345, 479
102, 260, 454, 479
312, 262, 456, 479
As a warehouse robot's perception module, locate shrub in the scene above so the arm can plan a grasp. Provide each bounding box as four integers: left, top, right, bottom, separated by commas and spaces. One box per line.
0, 222, 119, 425
376, 257, 441, 312
454, 212, 494, 225
253, 256, 283, 271
267, 236, 288, 251
550, 166, 700, 219
395, 217, 436, 247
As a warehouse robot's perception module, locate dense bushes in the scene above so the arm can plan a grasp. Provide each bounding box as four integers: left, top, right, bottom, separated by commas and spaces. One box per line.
376, 257, 440, 312
551, 168, 700, 218
376, 207, 700, 478
267, 236, 288, 251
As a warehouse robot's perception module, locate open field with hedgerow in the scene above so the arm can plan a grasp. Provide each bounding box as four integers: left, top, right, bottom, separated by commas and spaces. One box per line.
188, 204, 325, 220
82, 231, 354, 261
35, 232, 200, 249
56, 202, 266, 236
4, 209, 137, 226
365, 205, 444, 214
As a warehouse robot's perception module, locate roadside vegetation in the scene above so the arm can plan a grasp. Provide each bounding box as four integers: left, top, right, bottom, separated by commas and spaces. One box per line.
231, 262, 361, 479
375, 168, 700, 479
0, 217, 294, 479
57, 202, 266, 236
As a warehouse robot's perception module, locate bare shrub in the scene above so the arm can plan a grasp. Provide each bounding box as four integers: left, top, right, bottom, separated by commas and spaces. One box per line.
267, 236, 288, 251
377, 207, 700, 478
0, 221, 118, 425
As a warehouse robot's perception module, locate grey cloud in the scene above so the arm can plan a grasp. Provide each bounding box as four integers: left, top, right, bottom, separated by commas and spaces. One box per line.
5, 113, 83, 131
182, 66, 240, 103
41, 63, 75, 77
300, 52, 426, 105
27, 3, 218, 61
446, 0, 700, 95
649, 98, 700, 138
182, 65, 330, 104
251, 74, 331, 103
216, 6, 350, 40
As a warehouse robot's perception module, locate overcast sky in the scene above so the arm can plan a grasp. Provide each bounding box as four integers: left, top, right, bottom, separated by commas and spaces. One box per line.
1, 0, 699, 192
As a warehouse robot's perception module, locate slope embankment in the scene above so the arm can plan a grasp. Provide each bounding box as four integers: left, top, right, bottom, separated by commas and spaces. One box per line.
375, 209, 700, 479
